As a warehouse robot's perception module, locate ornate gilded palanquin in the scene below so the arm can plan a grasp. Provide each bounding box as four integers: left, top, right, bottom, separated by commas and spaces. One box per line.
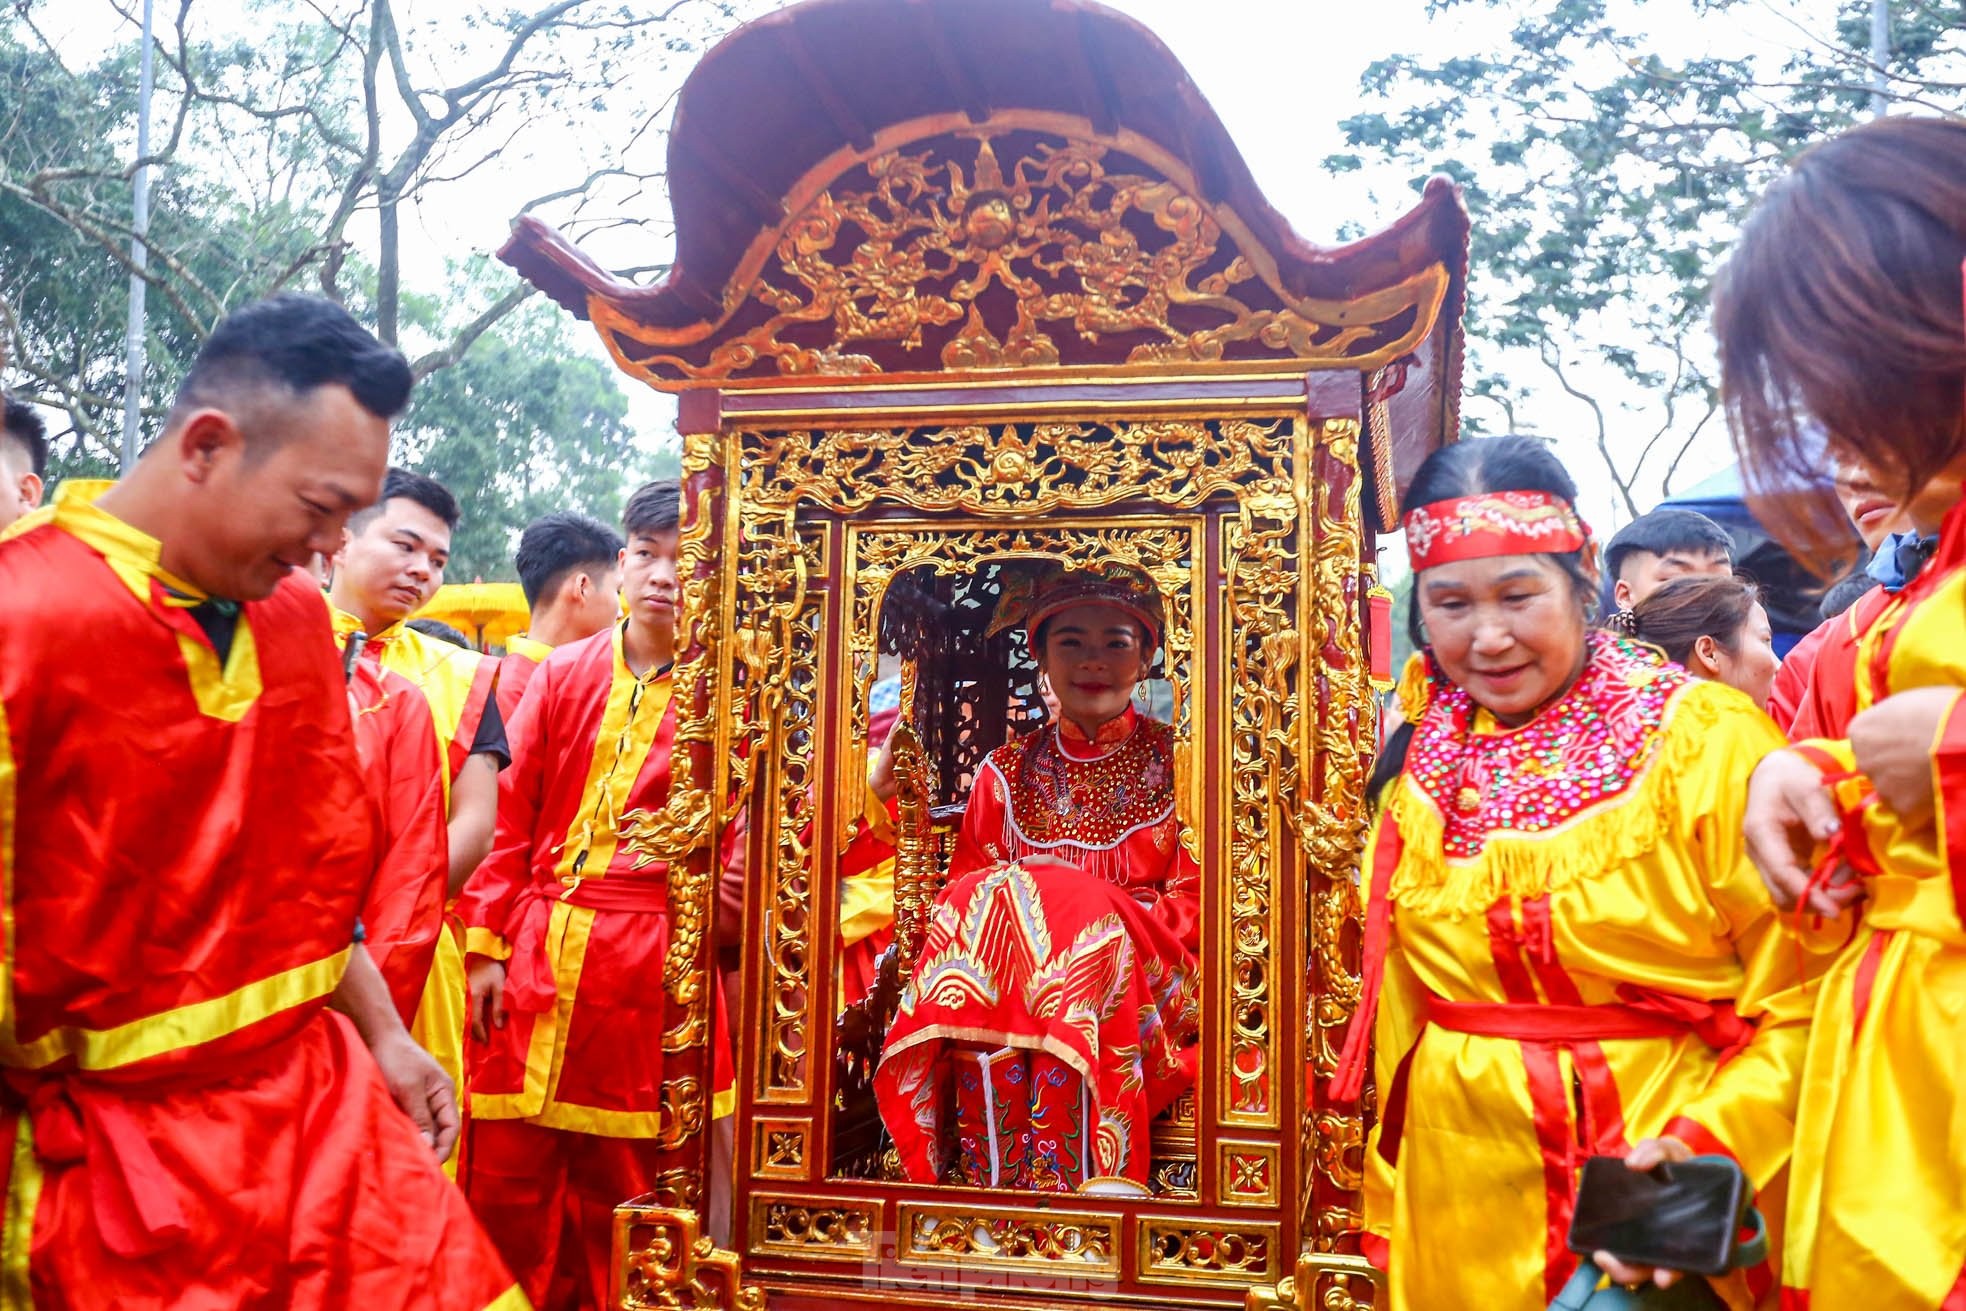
499, 2, 1467, 1307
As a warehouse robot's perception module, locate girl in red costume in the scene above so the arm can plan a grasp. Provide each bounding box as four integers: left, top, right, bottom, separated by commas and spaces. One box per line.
874, 564, 1201, 1192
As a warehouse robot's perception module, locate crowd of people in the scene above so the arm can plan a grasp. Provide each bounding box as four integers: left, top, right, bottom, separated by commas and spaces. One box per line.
0, 97, 1959, 1311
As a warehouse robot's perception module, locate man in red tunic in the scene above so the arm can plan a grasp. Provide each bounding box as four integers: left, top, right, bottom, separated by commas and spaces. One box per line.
496, 512, 623, 725
329, 469, 510, 1117
0, 293, 519, 1308
458, 478, 735, 1310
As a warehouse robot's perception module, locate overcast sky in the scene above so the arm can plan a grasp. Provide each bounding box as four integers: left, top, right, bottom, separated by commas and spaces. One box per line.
36, 0, 1860, 545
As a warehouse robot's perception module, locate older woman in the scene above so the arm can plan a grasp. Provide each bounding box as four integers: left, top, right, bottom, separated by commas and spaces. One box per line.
875, 564, 1200, 1192
1334, 435, 1823, 1309
1619, 574, 1781, 709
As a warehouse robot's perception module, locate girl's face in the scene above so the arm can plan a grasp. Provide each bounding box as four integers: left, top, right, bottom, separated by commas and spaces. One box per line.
1416, 553, 1592, 726
1037, 602, 1149, 733
1701, 603, 1780, 709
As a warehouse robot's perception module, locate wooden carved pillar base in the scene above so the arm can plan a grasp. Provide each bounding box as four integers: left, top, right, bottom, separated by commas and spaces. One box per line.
613, 1199, 764, 1311
1245, 1252, 1383, 1311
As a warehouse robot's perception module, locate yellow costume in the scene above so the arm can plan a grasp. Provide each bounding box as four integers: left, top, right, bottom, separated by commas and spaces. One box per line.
1784, 499, 1966, 1309
1343, 636, 1824, 1310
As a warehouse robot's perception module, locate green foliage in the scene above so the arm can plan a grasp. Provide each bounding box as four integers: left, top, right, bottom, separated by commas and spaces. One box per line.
392, 277, 673, 580
1326, 0, 1963, 514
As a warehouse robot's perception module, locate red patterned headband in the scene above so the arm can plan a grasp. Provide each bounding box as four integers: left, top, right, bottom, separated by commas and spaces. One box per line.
1403, 491, 1589, 572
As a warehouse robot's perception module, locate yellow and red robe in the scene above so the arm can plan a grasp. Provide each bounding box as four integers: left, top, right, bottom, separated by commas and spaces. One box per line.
874, 707, 1202, 1188
0, 489, 518, 1308
1354, 635, 1825, 1311
331, 609, 499, 1108
455, 626, 734, 1306
1783, 495, 1966, 1309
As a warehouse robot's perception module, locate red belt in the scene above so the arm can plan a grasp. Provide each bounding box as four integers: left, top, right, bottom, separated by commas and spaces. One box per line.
1377, 990, 1752, 1170
1427, 997, 1706, 1043
503, 875, 669, 1014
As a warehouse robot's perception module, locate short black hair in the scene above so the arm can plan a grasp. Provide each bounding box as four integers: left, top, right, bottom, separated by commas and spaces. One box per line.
1820, 571, 1876, 621
2, 399, 47, 480
174, 294, 413, 430
350, 466, 459, 534
623, 478, 681, 539
515, 511, 624, 609
406, 617, 471, 649
1604, 509, 1735, 584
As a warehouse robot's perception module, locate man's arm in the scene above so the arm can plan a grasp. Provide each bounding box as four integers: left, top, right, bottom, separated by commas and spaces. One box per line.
330, 944, 459, 1160
447, 752, 499, 895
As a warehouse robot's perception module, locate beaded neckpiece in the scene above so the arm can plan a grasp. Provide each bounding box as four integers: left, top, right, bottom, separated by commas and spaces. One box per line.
990, 715, 1176, 851
1404, 633, 1686, 861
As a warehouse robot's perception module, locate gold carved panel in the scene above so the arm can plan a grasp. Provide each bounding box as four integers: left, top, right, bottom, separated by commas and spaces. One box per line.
1136, 1218, 1280, 1287
751, 1118, 811, 1182
595, 124, 1448, 383
737, 418, 1295, 517
748, 1195, 878, 1263
1216, 1140, 1281, 1209
896, 1203, 1119, 1276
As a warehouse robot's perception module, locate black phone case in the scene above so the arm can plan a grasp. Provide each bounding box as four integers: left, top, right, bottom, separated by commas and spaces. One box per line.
1566, 1155, 1748, 1278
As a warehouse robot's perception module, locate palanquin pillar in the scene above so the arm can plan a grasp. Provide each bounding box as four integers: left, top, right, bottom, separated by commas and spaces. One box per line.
499, 2, 1468, 1307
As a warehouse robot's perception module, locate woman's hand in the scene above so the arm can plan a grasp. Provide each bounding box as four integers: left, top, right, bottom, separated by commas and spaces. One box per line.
1591, 1136, 1694, 1290
1849, 687, 1958, 827
1743, 747, 1861, 917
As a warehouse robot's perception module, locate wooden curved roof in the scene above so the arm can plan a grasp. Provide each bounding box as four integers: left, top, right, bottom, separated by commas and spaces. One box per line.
500, 0, 1468, 495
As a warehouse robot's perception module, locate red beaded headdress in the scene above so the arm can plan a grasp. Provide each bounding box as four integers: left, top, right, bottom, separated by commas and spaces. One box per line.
1403, 490, 1589, 572
987, 563, 1165, 660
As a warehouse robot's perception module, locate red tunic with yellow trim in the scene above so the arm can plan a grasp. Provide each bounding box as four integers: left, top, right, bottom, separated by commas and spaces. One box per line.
330, 610, 498, 1110
493, 633, 553, 727
1354, 635, 1825, 1311
456, 626, 732, 1133
0, 490, 519, 1310
348, 659, 451, 1027
874, 707, 1202, 1185
1781, 496, 1966, 1309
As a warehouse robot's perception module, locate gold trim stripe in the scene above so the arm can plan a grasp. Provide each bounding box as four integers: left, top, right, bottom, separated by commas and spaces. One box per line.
0, 1115, 40, 1311
0, 947, 350, 1072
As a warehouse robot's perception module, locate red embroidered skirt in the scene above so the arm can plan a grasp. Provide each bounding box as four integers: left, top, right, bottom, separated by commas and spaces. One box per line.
873, 859, 1201, 1183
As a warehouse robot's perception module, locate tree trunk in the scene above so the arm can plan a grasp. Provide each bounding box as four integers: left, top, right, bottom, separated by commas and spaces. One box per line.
377, 181, 400, 345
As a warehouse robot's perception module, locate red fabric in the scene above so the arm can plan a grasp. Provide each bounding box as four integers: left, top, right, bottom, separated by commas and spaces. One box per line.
1768, 614, 1835, 733
1936, 694, 1966, 922
1329, 817, 1402, 1101
1942, 1259, 1966, 1311
836, 793, 897, 1005
1850, 929, 1892, 1045
1359, 1231, 1391, 1273
1660, 1115, 1734, 1164
875, 709, 1201, 1186
1483, 899, 1586, 1307
465, 1117, 669, 1311
0, 512, 511, 1306
460, 629, 734, 1124
22, 1015, 514, 1309
494, 648, 542, 728
1788, 587, 1893, 740
946, 708, 1201, 950
1780, 1290, 1811, 1310
1424, 998, 1702, 1042
447, 654, 499, 784
1403, 490, 1587, 571
349, 659, 451, 1024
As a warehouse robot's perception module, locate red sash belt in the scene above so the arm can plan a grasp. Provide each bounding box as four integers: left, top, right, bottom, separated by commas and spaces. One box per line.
1378, 991, 1752, 1170
503, 875, 669, 1014
1427, 997, 1710, 1042
2, 1030, 306, 1260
